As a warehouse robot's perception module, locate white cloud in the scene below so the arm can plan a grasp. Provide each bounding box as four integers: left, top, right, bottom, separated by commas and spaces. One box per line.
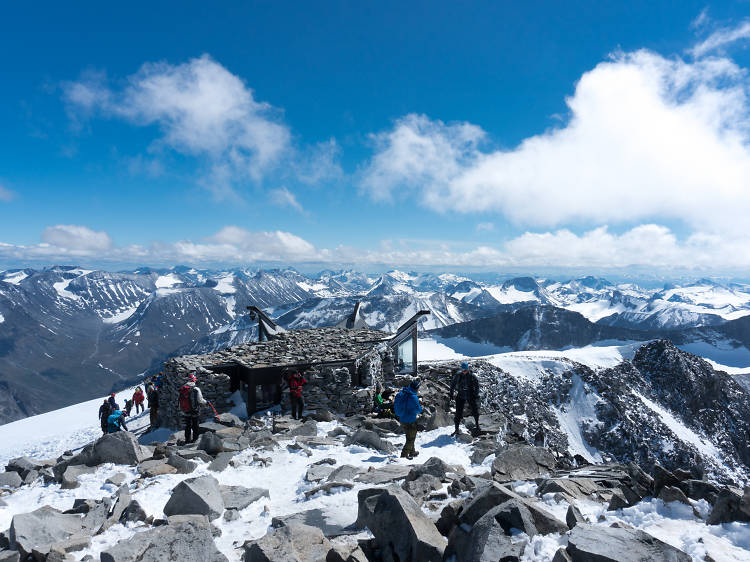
269, 187, 305, 213
4, 223, 750, 272
475, 222, 495, 233
0, 183, 15, 202
361, 50, 750, 237
63, 55, 292, 197
41, 225, 113, 253
691, 20, 750, 57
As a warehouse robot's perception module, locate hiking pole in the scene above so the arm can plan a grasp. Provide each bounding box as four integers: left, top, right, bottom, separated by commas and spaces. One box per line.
207, 400, 220, 422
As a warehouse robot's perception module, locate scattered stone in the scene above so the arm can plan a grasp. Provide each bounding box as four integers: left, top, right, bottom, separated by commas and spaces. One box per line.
105, 473, 127, 487
287, 441, 313, 456
120, 500, 148, 524
167, 454, 197, 474
272, 508, 353, 538
344, 429, 395, 454
445, 507, 527, 562
327, 465, 363, 483
356, 487, 445, 562
175, 449, 213, 462
288, 420, 318, 437
0, 551, 20, 562
402, 474, 442, 502
243, 522, 331, 562
305, 481, 354, 498
658, 486, 691, 505
197, 432, 223, 456
673, 468, 692, 481
425, 408, 452, 430
224, 509, 240, 522
567, 523, 691, 561
566, 504, 586, 529
138, 459, 178, 478
100, 521, 228, 562
0, 472, 23, 489
306, 464, 336, 483
679, 479, 720, 504
458, 482, 523, 526
354, 465, 411, 485
653, 463, 681, 497
552, 546, 573, 562
491, 444, 556, 482
219, 485, 269, 511
406, 456, 453, 482
60, 465, 96, 489
311, 409, 333, 422
85, 431, 150, 466
707, 487, 750, 525
163, 475, 225, 521
208, 452, 237, 472
9, 506, 85, 559
216, 413, 242, 427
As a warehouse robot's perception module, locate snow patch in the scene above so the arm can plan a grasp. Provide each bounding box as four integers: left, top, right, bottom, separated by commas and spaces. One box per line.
52, 278, 81, 301
155, 273, 181, 288
552, 374, 603, 463
2, 271, 28, 285
214, 274, 236, 294
101, 306, 139, 324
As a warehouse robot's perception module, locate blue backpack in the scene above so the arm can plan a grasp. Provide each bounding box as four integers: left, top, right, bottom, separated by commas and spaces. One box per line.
107, 411, 123, 433
393, 389, 408, 420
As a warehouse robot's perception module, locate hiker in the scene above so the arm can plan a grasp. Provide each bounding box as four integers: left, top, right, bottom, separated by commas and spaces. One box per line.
147, 381, 159, 429
98, 399, 111, 435
394, 378, 423, 459
373, 387, 395, 418
107, 393, 120, 411
450, 361, 481, 436
154, 372, 163, 390
132, 386, 145, 414
124, 398, 133, 416
286, 368, 307, 420
107, 409, 128, 433
179, 374, 206, 443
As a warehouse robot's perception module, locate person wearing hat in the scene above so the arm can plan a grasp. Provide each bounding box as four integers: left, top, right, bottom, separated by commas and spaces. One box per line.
450, 361, 481, 436
179, 374, 207, 443
393, 378, 423, 459
107, 393, 120, 412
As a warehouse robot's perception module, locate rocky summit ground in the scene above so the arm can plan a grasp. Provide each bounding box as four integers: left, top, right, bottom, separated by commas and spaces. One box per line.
1, 339, 750, 560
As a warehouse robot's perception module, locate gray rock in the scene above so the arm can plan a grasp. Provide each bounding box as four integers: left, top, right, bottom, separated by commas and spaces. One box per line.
707, 487, 750, 525
344, 429, 395, 454
223, 509, 240, 522
491, 444, 556, 482
402, 474, 442, 502
219, 485, 269, 510
567, 523, 691, 561
679, 479, 720, 504
197, 432, 223, 456
566, 504, 586, 529
199, 421, 228, 433
216, 413, 242, 427
105, 473, 127, 487
658, 486, 691, 505
88, 431, 150, 466
5, 457, 47, 480
425, 408, 452, 430
9, 506, 84, 559
164, 475, 225, 521
175, 449, 214, 462
458, 482, 523, 526
355, 465, 411, 485
167, 454, 197, 474
272, 508, 351, 538
552, 547, 573, 562
61, 464, 97, 489
488, 498, 567, 537
311, 409, 333, 422
0, 472, 22, 489
445, 506, 527, 562
357, 487, 445, 562
305, 481, 354, 498
243, 522, 331, 562
208, 452, 237, 472
653, 463, 681, 497
100, 486, 132, 532
138, 459, 178, 478
120, 500, 148, 524
100, 521, 228, 562
327, 465, 364, 483
306, 464, 336, 483
406, 457, 455, 482
288, 420, 318, 437
0, 550, 20, 562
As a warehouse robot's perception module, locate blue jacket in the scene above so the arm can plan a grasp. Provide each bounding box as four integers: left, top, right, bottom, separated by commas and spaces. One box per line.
107, 410, 127, 433
395, 386, 422, 423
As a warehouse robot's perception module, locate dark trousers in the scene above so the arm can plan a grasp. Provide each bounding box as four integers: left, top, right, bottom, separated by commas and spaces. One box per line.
290, 394, 304, 420
135, 403, 144, 414
401, 422, 418, 457
455, 396, 479, 428
184, 414, 200, 443
100, 420, 108, 435
149, 404, 159, 427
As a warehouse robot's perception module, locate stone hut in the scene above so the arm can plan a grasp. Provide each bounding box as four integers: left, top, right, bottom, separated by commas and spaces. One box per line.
157, 310, 429, 428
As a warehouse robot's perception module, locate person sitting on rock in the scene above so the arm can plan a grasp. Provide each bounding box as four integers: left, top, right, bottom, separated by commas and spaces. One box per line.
98, 399, 111, 435
450, 361, 481, 436
107, 409, 128, 433
179, 374, 206, 443
132, 386, 145, 414
286, 368, 307, 420
394, 378, 423, 459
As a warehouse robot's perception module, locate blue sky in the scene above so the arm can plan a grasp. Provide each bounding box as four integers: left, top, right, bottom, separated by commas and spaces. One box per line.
2, 1, 750, 273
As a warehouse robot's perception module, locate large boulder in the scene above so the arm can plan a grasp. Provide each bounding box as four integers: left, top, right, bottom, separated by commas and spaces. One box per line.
100, 521, 227, 562
405, 457, 452, 482
566, 523, 691, 561
491, 444, 556, 482
344, 429, 395, 454
61, 465, 96, 489
445, 506, 527, 562
707, 487, 750, 525
167, 454, 197, 474
243, 522, 331, 562
357, 487, 445, 561
163, 475, 225, 521
219, 485, 269, 511
355, 465, 412, 485
0, 472, 22, 489
9, 506, 84, 559
197, 432, 224, 456
458, 482, 522, 526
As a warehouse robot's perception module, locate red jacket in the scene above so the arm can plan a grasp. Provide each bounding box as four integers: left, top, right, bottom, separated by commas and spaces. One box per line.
288, 374, 307, 398
133, 389, 145, 405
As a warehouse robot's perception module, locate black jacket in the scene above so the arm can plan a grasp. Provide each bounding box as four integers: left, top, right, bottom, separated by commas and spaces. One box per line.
450, 370, 480, 401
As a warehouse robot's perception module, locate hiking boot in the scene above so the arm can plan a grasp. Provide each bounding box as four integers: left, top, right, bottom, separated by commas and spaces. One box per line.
407, 451, 420, 459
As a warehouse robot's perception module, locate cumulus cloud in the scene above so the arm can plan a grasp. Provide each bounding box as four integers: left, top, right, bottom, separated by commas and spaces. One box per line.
63, 55, 294, 197
269, 187, 305, 213
361, 50, 750, 236
691, 20, 750, 57
41, 225, 113, 253
475, 222, 495, 233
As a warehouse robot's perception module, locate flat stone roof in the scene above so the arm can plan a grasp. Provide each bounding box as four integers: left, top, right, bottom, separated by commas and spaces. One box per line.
171, 327, 392, 371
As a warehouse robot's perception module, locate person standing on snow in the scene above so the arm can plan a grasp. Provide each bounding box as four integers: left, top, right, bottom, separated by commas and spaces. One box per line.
147, 380, 160, 429
393, 378, 423, 459
286, 368, 307, 420
107, 409, 128, 433
98, 399, 111, 435
107, 393, 120, 411
132, 386, 145, 414
179, 374, 206, 443
450, 361, 481, 436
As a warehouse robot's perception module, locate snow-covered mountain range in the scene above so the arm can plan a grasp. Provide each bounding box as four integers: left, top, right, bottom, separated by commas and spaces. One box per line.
2, 265, 750, 424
